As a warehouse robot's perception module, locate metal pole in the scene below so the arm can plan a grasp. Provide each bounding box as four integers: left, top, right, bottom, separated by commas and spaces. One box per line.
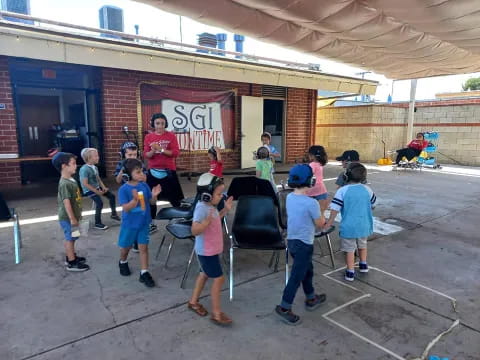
179, 16, 183, 43
407, 79, 417, 143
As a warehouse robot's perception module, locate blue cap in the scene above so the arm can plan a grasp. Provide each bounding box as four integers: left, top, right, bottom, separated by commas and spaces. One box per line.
288, 164, 313, 186
51, 151, 67, 166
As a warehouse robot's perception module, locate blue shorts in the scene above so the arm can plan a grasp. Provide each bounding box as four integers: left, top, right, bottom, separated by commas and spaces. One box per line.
59, 220, 78, 242
118, 225, 150, 248
197, 254, 223, 278
311, 193, 328, 201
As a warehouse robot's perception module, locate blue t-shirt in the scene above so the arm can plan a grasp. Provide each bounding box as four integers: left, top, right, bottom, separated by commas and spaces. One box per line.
79, 164, 100, 194
330, 184, 376, 238
286, 193, 321, 245
192, 201, 223, 256
118, 182, 152, 229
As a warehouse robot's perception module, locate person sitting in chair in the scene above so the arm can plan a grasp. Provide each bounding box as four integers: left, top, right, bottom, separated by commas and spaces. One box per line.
395, 132, 428, 165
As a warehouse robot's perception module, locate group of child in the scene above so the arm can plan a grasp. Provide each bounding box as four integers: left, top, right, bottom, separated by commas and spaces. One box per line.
52, 121, 376, 327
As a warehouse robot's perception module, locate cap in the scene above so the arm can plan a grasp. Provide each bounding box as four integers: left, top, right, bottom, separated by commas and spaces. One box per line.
288, 164, 313, 186
335, 150, 360, 162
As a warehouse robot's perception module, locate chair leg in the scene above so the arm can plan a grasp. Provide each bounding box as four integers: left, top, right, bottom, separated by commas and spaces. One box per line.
229, 247, 234, 301
155, 233, 167, 260
13, 211, 21, 265
273, 251, 280, 272
268, 251, 275, 268
285, 248, 289, 285
181, 246, 196, 289
221, 252, 229, 279
325, 234, 336, 269
164, 237, 176, 268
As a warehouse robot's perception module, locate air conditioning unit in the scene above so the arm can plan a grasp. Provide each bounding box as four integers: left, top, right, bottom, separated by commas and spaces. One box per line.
1, 0, 33, 24
99, 5, 124, 39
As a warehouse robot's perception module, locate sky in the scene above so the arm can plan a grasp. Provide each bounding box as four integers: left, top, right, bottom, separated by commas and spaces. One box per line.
15, 0, 480, 101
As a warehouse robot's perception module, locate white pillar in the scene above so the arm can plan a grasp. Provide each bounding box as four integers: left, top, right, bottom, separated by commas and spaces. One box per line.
407, 79, 417, 142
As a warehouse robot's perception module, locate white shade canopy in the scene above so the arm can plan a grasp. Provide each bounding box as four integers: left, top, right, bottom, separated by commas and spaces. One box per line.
135, 0, 480, 79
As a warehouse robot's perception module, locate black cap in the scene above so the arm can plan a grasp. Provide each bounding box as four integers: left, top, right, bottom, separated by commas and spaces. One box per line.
336, 150, 360, 162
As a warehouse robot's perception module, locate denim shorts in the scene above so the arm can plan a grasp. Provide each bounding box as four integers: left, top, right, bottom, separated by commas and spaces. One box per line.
59, 220, 78, 242
340, 237, 368, 252
197, 254, 223, 278
118, 225, 150, 248
311, 192, 328, 201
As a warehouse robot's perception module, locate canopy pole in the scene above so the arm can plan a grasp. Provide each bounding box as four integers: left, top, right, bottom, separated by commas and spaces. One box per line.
407, 79, 417, 142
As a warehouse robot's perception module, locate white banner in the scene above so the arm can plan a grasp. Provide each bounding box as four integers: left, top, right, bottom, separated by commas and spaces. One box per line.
162, 99, 225, 151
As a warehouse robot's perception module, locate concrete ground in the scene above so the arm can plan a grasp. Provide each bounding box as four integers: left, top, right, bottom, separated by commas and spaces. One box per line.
1, 162, 479, 360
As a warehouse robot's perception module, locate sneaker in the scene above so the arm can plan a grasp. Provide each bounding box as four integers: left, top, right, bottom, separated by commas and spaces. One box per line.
305, 294, 327, 311
149, 223, 158, 234
66, 259, 90, 272
274, 305, 302, 326
345, 270, 355, 282
359, 262, 369, 273
131, 242, 139, 253
64, 254, 86, 266
119, 261, 131, 276
111, 214, 121, 221
139, 271, 155, 287
94, 223, 109, 230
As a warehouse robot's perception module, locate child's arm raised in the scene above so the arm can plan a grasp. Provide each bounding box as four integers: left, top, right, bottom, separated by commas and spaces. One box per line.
218, 196, 233, 218
191, 209, 214, 236
122, 189, 139, 212
63, 198, 78, 226
214, 146, 222, 161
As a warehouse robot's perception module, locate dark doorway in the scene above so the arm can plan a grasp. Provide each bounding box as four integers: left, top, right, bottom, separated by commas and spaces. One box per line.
263, 99, 284, 162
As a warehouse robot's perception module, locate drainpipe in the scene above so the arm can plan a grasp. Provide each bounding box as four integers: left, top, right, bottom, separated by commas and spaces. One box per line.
407, 79, 417, 143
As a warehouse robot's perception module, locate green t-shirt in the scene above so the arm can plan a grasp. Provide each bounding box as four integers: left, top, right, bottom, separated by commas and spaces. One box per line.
58, 177, 83, 222
256, 159, 273, 181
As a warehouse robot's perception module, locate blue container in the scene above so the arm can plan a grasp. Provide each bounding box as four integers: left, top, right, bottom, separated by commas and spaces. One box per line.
424, 132, 439, 140
426, 146, 437, 152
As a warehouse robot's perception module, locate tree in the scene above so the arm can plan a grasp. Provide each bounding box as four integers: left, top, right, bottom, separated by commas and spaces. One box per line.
462, 77, 480, 91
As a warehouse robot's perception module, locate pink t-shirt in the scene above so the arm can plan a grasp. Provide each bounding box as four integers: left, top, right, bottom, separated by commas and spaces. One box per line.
306, 162, 328, 197
193, 202, 223, 256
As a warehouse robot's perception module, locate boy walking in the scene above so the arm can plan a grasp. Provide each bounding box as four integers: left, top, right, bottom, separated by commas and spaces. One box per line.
188, 173, 234, 326
324, 163, 376, 281
117, 159, 161, 287
52, 152, 89, 272
275, 164, 327, 325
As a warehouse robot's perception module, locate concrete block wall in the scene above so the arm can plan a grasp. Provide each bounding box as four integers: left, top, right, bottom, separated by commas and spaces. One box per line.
316, 102, 480, 166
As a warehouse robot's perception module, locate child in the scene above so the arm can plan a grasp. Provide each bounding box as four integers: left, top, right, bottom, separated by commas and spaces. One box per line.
261, 132, 280, 161
208, 146, 223, 177
114, 142, 147, 252
188, 173, 234, 326
275, 164, 327, 325
114, 142, 146, 185
334, 150, 362, 188
117, 158, 161, 288
52, 152, 89, 272
324, 163, 376, 282
79, 148, 120, 230
306, 145, 329, 219
256, 146, 276, 190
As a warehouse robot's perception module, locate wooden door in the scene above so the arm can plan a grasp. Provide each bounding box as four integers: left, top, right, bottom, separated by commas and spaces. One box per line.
240, 96, 263, 168
18, 95, 60, 156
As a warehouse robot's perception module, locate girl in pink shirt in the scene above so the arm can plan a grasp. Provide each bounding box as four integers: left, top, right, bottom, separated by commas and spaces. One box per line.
306, 145, 329, 219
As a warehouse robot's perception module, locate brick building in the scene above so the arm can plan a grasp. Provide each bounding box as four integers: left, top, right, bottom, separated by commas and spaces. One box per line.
0, 18, 376, 188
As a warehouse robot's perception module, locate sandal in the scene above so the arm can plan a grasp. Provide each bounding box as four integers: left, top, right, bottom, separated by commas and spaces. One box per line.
210, 312, 233, 326
187, 302, 208, 317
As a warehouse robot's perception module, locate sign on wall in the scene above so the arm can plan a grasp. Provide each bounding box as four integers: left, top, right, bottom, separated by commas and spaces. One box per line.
140, 84, 235, 151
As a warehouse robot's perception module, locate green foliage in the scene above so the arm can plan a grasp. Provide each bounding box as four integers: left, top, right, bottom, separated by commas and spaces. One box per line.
462, 77, 480, 91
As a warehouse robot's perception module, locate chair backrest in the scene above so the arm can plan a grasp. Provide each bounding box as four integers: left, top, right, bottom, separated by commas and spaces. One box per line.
0, 192, 11, 221
277, 188, 293, 230
227, 176, 278, 206
232, 195, 283, 248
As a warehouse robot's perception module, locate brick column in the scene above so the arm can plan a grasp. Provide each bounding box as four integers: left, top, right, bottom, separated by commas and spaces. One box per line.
0, 56, 21, 188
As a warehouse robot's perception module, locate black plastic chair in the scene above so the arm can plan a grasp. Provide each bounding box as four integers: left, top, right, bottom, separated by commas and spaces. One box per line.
277, 188, 336, 269
155, 194, 199, 265
229, 195, 288, 300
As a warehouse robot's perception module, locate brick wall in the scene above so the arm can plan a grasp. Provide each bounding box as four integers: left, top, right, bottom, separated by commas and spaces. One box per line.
0, 56, 20, 187
101, 68, 313, 175
316, 102, 480, 166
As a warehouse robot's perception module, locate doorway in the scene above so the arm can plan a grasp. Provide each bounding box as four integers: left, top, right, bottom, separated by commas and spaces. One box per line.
263, 99, 284, 162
